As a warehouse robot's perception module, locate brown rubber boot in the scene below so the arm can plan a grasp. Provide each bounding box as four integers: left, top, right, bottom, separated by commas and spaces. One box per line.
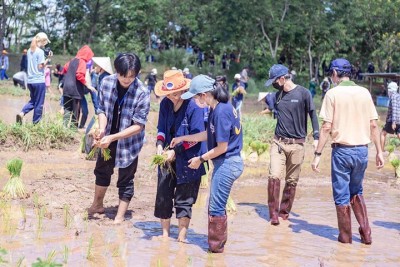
336, 205, 352, 244
268, 178, 281, 225
279, 183, 296, 220
208, 215, 228, 253
350, 195, 372, 245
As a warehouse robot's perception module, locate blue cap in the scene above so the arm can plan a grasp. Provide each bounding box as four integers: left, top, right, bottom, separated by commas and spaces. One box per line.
264, 64, 289, 87
181, 75, 215, 99
329, 58, 352, 72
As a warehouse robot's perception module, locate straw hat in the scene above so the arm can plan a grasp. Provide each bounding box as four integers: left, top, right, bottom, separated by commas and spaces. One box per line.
92, 57, 114, 74
2, 50, 7, 54
155, 70, 191, 97
258, 92, 269, 102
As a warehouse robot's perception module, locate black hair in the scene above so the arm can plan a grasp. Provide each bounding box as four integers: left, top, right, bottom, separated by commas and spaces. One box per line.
215, 75, 226, 83
210, 82, 229, 103
114, 53, 141, 76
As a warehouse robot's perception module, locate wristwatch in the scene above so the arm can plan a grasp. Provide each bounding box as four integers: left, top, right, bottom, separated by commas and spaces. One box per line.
314, 151, 322, 156
199, 155, 206, 163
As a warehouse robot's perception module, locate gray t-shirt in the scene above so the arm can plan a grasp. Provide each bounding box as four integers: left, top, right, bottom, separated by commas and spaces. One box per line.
27, 48, 45, 84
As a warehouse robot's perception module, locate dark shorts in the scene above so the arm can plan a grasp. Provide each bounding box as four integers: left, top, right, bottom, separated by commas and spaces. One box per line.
383, 122, 400, 135
154, 164, 201, 219
94, 142, 139, 201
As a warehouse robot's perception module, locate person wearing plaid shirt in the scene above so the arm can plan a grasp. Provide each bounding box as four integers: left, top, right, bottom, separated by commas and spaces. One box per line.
381, 82, 400, 150
88, 53, 150, 224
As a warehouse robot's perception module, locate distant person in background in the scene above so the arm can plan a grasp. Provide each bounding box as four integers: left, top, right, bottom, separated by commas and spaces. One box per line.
20, 49, 28, 72
221, 52, 227, 70
0, 50, 9, 80
45, 65, 52, 93
309, 78, 317, 98
258, 92, 276, 117
320, 77, 331, 100
197, 50, 203, 68
240, 66, 249, 89
13, 71, 28, 89
380, 81, 400, 150
62, 45, 95, 128
183, 67, 193, 79
16, 32, 53, 124
145, 68, 158, 100
367, 62, 375, 73
53, 63, 65, 114
231, 73, 246, 116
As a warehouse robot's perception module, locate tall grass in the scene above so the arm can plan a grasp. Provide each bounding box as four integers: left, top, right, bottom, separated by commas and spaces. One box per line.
242, 114, 276, 154
0, 115, 78, 151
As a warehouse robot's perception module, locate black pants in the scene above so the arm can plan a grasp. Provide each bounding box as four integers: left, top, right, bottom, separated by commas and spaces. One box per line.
154, 164, 201, 219
63, 96, 81, 128
94, 142, 138, 201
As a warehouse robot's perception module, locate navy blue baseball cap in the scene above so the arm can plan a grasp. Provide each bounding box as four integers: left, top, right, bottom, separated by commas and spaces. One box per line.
181, 74, 216, 99
329, 58, 352, 72
264, 64, 289, 87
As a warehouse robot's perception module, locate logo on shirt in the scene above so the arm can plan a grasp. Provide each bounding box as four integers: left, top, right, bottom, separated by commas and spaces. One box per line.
210, 123, 215, 133
235, 125, 241, 135
291, 99, 299, 103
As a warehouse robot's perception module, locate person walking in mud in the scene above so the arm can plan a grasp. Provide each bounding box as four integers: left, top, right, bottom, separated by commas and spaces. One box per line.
61, 45, 96, 128
88, 53, 150, 224
16, 32, 52, 124
264, 64, 319, 226
170, 75, 244, 253
153, 70, 205, 242
311, 58, 384, 244
380, 81, 400, 150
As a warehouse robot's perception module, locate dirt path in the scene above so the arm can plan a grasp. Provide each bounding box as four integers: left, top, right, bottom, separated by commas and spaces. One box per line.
0, 95, 399, 266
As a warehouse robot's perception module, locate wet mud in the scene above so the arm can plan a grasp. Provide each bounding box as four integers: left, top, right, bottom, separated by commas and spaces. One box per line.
0, 95, 399, 266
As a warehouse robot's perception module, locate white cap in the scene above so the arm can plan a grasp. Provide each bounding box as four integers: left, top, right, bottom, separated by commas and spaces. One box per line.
151, 68, 157, 75
183, 67, 189, 74
36, 32, 51, 43
234, 73, 241, 79
388, 81, 398, 92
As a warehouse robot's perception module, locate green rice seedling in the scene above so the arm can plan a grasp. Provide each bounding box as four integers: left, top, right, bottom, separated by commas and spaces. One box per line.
86, 235, 94, 260
33, 192, 41, 208
63, 245, 69, 264
20, 205, 27, 222
32, 250, 61, 267
226, 195, 237, 213
36, 206, 46, 238
111, 244, 120, 257
389, 137, 400, 147
2, 158, 28, 199
86, 147, 111, 161
0, 247, 8, 264
385, 144, 395, 153
16, 256, 24, 267
391, 158, 400, 178
82, 210, 89, 232
63, 204, 72, 228
151, 154, 167, 167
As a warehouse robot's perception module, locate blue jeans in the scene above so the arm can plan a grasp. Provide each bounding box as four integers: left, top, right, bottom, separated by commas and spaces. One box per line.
209, 155, 244, 216
331, 146, 368, 206
21, 83, 46, 124
79, 96, 89, 128
0, 69, 8, 80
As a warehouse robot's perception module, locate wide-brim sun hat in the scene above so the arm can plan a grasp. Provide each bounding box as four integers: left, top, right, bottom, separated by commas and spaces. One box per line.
92, 57, 114, 75
234, 73, 241, 79
388, 81, 399, 92
154, 70, 191, 97
181, 74, 215, 100
258, 92, 269, 102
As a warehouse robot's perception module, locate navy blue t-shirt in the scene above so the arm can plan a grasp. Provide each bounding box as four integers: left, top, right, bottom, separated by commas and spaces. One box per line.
207, 102, 243, 160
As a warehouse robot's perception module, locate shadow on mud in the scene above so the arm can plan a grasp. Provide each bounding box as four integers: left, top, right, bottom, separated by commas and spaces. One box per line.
288, 218, 338, 241
373, 220, 400, 231
133, 221, 209, 251
238, 202, 269, 221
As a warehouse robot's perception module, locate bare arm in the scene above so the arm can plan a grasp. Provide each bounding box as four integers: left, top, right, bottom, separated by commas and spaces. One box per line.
170, 131, 207, 148
311, 121, 331, 172
370, 119, 384, 169
188, 142, 228, 169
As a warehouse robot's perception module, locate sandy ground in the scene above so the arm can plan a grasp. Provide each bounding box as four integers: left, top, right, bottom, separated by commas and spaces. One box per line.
0, 93, 399, 266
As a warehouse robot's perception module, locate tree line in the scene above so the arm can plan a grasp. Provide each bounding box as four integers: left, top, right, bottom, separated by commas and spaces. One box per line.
1, 0, 400, 79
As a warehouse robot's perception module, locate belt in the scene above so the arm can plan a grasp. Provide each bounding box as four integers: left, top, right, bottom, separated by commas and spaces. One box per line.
274, 135, 305, 144
331, 143, 368, 148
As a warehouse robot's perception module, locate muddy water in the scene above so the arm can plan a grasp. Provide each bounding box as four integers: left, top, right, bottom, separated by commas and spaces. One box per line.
0, 97, 400, 266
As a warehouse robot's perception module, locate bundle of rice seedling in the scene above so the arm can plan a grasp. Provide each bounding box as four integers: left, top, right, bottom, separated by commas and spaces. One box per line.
151, 154, 167, 167
390, 158, 400, 178
86, 146, 111, 161
226, 195, 237, 213
84, 116, 112, 161
2, 158, 28, 199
